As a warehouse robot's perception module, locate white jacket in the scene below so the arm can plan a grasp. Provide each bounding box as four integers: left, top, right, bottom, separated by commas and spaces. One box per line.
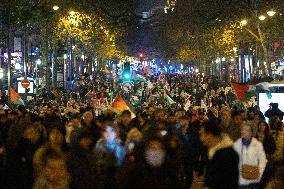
233, 138, 267, 186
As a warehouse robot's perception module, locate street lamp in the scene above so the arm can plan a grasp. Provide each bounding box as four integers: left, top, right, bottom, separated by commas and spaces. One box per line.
69, 11, 76, 16
259, 15, 266, 21
53, 5, 59, 11
267, 10, 276, 17
241, 20, 248, 25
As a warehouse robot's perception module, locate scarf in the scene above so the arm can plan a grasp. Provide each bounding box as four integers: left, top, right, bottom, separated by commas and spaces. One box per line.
241, 138, 252, 147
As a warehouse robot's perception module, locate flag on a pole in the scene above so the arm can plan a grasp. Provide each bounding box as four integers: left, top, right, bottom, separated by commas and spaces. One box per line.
9, 87, 24, 107
231, 82, 249, 101
164, 94, 176, 105
112, 95, 135, 118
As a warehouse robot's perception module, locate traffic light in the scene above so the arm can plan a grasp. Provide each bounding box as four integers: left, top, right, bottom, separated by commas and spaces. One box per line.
139, 52, 144, 58
122, 62, 131, 82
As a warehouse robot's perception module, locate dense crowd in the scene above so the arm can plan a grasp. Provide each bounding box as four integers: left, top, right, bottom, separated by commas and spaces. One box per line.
0, 73, 284, 189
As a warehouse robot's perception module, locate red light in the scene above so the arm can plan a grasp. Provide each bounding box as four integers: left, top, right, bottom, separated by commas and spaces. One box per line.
139, 53, 144, 58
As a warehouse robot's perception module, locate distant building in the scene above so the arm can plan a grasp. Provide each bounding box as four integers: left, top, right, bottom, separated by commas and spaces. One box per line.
135, 0, 176, 21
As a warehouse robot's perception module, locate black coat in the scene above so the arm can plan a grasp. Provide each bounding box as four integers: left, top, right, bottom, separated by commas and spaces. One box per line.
119, 162, 182, 189
5, 139, 39, 189
205, 147, 239, 189
67, 147, 98, 189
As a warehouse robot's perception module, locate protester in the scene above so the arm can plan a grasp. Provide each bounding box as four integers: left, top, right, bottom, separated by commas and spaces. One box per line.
233, 124, 267, 189
200, 121, 239, 189
94, 122, 126, 189
119, 139, 182, 189
0, 72, 283, 189
67, 128, 98, 189
33, 144, 69, 189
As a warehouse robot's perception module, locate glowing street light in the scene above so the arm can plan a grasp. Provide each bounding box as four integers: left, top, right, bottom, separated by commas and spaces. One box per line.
69, 11, 76, 16
241, 20, 248, 25
259, 15, 266, 21
53, 5, 59, 11
267, 10, 276, 17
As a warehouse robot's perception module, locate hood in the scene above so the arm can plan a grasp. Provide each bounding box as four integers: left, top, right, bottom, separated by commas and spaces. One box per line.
208, 134, 233, 160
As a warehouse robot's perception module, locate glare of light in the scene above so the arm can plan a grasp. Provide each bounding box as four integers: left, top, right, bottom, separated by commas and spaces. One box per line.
231, 58, 235, 62
124, 73, 131, 79
81, 55, 85, 59
15, 63, 22, 70
267, 10, 276, 17
222, 57, 226, 61
241, 20, 248, 25
195, 68, 199, 73
259, 15, 266, 21
181, 64, 183, 70
69, 11, 76, 16
100, 26, 104, 29
36, 59, 42, 65
64, 54, 67, 59
72, 45, 75, 49
233, 47, 238, 52
0, 68, 3, 79
53, 6, 59, 11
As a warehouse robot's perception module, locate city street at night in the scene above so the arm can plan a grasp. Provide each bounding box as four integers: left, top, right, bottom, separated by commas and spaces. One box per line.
0, 0, 284, 189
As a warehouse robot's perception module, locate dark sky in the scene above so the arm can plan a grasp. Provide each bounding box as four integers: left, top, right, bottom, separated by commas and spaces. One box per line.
135, 0, 166, 13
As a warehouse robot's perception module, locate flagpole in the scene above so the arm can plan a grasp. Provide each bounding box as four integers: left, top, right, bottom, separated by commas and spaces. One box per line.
7, 25, 11, 106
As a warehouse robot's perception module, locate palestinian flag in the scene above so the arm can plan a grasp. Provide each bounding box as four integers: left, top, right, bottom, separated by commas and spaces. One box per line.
112, 95, 136, 118
164, 94, 176, 105
9, 87, 24, 107
231, 82, 249, 101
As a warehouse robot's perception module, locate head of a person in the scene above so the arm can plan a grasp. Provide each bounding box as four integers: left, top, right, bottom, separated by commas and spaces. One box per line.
46, 106, 54, 116
144, 139, 166, 167
23, 122, 41, 145
34, 145, 68, 187
247, 107, 256, 119
199, 121, 222, 148
178, 115, 190, 129
121, 110, 131, 127
221, 106, 231, 122
126, 128, 143, 144
101, 123, 119, 143
83, 111, 93, 125
241, 124, 253, 140
257, 121, 270, 135
231, 110, 244, 126
48, 123, 66, 147
77, 129, 94, 151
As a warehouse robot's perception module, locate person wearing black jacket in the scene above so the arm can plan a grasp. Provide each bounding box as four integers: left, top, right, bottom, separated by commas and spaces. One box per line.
200, 121, 239, 189
67, 128, 98, 189
176, 115, 203, 188
265, 103, 284, 121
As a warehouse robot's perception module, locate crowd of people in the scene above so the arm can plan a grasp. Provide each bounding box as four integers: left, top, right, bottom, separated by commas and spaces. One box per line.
0, 72, 284, 189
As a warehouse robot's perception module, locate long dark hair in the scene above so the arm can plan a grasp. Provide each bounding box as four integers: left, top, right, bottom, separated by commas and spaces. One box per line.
257, 121, 270, 137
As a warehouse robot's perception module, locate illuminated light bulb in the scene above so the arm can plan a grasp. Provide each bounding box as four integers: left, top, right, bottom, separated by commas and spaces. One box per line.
267, 10, 276, 17
259, 15, 266, 21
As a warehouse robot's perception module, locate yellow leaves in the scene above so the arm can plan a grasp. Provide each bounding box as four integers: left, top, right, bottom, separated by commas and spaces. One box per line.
52, 11, 123, 58
177, 47, 201, 62
211, 25, 237, 56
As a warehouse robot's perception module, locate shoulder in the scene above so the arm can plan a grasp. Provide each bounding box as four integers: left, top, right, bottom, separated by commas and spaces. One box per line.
216, 147, 239, 160
251, 138, 263, 147
233, 138, 242, 148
